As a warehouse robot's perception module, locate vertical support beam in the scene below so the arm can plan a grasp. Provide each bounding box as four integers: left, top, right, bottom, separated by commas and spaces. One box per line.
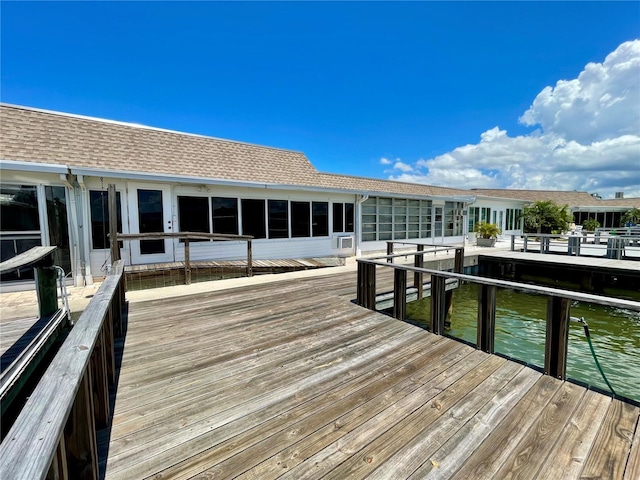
523, 236, 528, 252
477, 284, 496, 353
104, 304, 116, 385
393, 269, 407, 320
47, 435, 69, 480
184, 238, 191, 285
108, 184, 120, 263
357, 262, 364, 306
247, 239, 253, 277
90, 328, 110, 429
365, 263, 376, 309
545, 296, 571, 379
35, 266, 58, 318
387, 242, 394, 263
413, 244, 424, 299
64, 370, 98, 480
430, 275, 446, 335
454, 247, 464, 273
511, 234, 515, 251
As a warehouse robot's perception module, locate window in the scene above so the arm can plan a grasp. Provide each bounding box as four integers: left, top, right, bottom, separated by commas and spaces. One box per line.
90, 190, 122, 250
345, 203, 354, 232
332, 202, 355, 234
333, 203, 344, 233
45, 186, 71, 273
312, 202, 328, 237
212, 197, 238, 235
291, 201, 310, 237
268, 200, 289, 239
178, 196, 210, 241
241, 199, 266, 239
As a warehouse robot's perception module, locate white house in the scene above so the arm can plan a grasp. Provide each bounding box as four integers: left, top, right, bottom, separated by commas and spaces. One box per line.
0, 104, 527, 286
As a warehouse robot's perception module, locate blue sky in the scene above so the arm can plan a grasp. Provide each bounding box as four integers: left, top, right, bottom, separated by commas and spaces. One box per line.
2, 2, 639, 198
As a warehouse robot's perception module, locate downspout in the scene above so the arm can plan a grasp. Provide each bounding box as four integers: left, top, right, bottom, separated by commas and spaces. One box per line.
76, 175, 94, 285
60, 173, 84, 287
356, 194, 369, 257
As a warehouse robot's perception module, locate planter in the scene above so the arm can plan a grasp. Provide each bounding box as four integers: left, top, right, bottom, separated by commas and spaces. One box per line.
477, 237, 496, 247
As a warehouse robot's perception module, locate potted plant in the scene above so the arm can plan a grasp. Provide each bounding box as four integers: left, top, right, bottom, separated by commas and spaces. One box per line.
582, 217, 600, 232
474, 221, 501, 247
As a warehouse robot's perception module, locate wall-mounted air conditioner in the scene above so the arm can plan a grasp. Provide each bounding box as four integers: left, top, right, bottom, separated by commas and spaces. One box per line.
338, 236, 354, 249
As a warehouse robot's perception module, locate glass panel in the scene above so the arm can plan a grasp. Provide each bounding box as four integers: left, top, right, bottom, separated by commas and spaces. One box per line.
291, 201, 310, 238
332, 203, 344, 233
268, 200, 289, 239
241, 199, 266, 239
379, 214, 392, 224
212, 197, 239, 235
312, 202, 329, 237
345, 203, 354, 233
45, 186, 71, 274
362, 233, 376, 242
138, 189, 165, 254
394, 199, 406, 207
178, 196, 210, 241
408, 200, 420, 208
90, 191, 122, 250
379, 223, 392, 232
0, 237, 41, 281
379, 231, 392, 241
362, 205, 377, 215
0, 185, 39, 231
379, 206, 392, 215
379, 198, 392, 206
363, 214, 377, 224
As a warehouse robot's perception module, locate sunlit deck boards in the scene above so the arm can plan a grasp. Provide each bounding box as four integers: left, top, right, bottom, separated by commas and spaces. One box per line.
101, 274, 640, 479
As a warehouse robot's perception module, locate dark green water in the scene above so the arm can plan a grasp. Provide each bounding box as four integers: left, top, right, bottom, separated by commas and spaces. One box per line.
405, 283, 640, 402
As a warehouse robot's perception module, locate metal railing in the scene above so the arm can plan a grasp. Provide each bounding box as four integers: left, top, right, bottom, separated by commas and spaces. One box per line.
356, 254, 640, 384
510, 233, 640, 260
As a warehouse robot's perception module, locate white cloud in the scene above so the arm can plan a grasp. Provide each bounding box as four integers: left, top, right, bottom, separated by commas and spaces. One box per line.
379, 157, 392, 165
386, 40, 640, 199
393, 161, 413, 172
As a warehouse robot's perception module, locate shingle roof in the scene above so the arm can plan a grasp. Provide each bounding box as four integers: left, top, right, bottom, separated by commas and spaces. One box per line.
0, 103, 473, 198
471, 188, 640, 209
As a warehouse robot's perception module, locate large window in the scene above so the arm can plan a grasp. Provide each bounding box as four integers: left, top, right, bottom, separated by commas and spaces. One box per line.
505, 208, 523, 230
90, 190, 122, 250
444, 201, 464, 237
312, 202, 329, 237
178, 196, 210, 241
362, 197, 432, 242
212, 197, 238, 235
241, 199, 266, 239
291, 201, 310, 238
45, 186, 71, 273
268, 200, 289, 239
333, 202, 355, 233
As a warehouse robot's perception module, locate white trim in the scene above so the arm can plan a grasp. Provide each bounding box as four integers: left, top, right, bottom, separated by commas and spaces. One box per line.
0, 159, 69, 174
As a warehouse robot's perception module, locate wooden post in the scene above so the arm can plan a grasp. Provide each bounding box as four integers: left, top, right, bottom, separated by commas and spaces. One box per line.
386, 242, 394, 263
454, 247, 464, 273
47, 436, 69, 480
414, 244, 424, 299
247, 239, 253, 277
477, 284, 496, 353
363, 263, 376, 310
184, 238, 191, 285
430, 275, 446, 335
545, 296, 571, 379
35, 266, 58, 318
393, 269, 407, 320
523, 236, 528, 252
104, 304, 116, 385
108, 184, 120, 263
511, 234, 515, 251
357, 262, 364, 306
64, 370, 98, 480
90, 328, 110, 429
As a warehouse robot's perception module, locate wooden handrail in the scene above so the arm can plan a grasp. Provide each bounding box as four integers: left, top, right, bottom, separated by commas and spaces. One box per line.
356, 257, 640, 383
110, 231, 255, 281
0, 260, 125, 479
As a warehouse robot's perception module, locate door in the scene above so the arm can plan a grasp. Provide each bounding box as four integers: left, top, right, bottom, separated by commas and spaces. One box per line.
128, 184, 174, 264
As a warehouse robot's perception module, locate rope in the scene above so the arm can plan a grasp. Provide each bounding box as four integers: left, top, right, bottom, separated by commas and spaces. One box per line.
572, 316, 617, 396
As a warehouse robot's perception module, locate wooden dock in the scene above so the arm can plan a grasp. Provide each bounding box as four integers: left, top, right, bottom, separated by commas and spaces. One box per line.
100, 271, 640, 479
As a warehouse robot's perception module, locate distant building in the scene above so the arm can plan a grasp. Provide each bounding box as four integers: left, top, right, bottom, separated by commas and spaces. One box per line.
472, 189, 640, 229
1, 104, 528, 286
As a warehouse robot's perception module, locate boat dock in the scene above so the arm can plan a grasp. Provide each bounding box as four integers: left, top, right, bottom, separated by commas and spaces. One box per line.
1, 255, 639, 479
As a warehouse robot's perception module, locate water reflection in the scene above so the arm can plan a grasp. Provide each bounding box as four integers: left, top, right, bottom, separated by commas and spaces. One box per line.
405, 283, 640, 401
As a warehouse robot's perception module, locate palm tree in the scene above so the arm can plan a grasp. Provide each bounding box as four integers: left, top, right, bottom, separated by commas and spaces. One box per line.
621, 208, 640, 226
521, 200, 572, 234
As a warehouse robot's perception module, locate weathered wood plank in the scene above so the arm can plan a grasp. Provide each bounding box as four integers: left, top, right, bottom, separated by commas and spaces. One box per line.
580, 399, 639, 480
624, 409, 640, 480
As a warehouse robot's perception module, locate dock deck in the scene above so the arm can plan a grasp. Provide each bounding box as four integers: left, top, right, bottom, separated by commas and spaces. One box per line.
101, 270, 640, 479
